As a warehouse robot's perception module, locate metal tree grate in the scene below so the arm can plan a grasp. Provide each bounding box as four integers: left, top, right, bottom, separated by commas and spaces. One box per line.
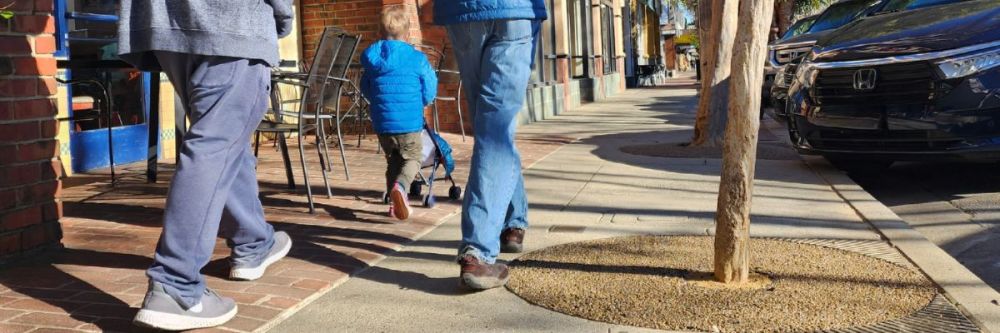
825, 295, 980, 333
778, 238, 914, 268
772, 238, 981, 333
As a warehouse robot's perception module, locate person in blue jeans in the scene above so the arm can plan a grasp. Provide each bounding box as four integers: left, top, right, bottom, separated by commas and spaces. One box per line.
434, 0, 547, 290
118, 0, 294, 330
361, 6, 438, 221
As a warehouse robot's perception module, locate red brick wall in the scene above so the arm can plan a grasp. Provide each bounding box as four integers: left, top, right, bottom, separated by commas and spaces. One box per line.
300, 0, 383, 62
0, 1, 64, 263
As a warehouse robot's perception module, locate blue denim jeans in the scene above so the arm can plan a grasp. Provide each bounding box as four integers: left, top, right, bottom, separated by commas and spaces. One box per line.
447, 20, 539, 264
146, 51, 275, 309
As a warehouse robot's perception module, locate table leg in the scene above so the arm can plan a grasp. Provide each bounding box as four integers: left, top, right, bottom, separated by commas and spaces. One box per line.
278, 136, 295, 189
147, 72, 160, 183
174, 94, 185, 161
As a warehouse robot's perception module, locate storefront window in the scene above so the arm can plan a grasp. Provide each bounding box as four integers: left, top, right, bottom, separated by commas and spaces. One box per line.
544, 0, 558, 82
530, 0, 559, 85
55, 0, 151, 172
569, 0, 592, 78
59, 0, 146, 128
530, 37, 543, 83
601, 4, 616, 74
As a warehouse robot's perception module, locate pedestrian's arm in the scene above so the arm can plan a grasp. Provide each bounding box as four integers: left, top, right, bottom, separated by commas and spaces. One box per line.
267, 0, 295, 38
419, 58, 438, 106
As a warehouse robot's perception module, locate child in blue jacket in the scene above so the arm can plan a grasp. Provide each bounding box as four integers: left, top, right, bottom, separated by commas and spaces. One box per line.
360, 6, 437, 221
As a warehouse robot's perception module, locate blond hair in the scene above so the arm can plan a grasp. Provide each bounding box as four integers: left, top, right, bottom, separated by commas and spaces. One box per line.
381, 6, 410, 40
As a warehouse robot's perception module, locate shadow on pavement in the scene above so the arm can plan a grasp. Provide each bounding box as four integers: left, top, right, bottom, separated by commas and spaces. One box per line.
0, 249, 156, 332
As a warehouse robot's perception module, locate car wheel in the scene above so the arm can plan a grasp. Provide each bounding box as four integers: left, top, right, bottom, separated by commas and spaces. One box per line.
826, 157, 894, 175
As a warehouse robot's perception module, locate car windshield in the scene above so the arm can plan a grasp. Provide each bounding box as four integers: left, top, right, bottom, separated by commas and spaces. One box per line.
874, 0, 966, 13
782, 17, 817, 39
807, 0, 881, 33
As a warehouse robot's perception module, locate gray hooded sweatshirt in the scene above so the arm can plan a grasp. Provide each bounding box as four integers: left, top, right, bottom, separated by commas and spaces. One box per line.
117, 0, 294, 71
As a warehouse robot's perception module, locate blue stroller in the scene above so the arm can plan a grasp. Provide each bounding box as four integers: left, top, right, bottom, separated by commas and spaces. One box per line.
383, 124, 462, 208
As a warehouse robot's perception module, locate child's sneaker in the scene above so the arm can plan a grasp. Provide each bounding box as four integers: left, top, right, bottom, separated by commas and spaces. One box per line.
389, 183, 411, 220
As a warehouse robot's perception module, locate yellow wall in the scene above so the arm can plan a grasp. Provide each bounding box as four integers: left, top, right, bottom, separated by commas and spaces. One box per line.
158, 75, 177, 161
55, 69, 72, 176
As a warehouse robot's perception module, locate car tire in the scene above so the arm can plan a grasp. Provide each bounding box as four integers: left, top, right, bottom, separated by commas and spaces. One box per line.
826, 157, 894, 175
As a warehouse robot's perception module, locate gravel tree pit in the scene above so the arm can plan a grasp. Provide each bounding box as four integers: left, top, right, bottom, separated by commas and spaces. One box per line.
506, 236, 936, 333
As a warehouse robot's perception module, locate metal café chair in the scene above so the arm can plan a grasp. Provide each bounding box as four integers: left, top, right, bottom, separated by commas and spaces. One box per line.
56, 78, 117, 185
342, 67, 371, 148
256, 27, 361, 213
414, 44, 466, 141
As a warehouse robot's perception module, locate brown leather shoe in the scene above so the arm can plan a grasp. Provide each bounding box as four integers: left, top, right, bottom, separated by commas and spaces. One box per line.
500, 228, 525, 253
458, 254, 509, 290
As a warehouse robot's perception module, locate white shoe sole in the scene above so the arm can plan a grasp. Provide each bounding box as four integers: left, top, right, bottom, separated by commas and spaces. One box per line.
133, 305, 237, 331
230, 236, 292, 281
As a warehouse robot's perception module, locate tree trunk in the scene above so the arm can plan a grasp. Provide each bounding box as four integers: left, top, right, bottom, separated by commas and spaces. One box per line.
692, 0, 714, 142
775, 0, 794, 37
690, 0, 738, 147
713, 0, 775, 284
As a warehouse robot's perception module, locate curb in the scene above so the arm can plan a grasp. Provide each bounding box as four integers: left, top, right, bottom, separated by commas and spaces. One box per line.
803, 154, 1000, 333
760, 116, 1000, 332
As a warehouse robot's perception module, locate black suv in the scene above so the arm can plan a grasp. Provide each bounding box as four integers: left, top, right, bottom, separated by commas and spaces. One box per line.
768, 0, 885, 118
763, 15, 816, 108
786, 0, 1000, 169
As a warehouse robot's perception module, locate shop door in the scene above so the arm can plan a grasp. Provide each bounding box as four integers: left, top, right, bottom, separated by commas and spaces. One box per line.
56, 0, 150, 172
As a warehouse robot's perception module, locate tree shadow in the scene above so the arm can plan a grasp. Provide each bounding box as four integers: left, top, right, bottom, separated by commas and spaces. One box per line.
510, 258, 932, 289
0, 249, 156, 332
264, 221, 470, 296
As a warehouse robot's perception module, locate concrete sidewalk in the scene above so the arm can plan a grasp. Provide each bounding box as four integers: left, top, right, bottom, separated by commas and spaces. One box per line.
273, 79, 999, 332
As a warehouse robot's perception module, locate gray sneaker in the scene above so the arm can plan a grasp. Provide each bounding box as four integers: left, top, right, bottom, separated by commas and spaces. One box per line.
230, 231, 292, 281
133, 281, 237, 331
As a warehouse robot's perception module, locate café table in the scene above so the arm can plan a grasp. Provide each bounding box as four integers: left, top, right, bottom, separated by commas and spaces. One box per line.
56, 59, 162, 183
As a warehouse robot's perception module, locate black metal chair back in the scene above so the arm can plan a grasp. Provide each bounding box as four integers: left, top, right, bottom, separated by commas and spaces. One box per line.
302, 27, 347, 112
321, 33, 360, 116
414, 44, 445, 70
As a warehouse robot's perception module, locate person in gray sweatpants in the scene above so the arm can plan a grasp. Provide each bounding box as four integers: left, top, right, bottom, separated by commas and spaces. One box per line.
117, 0, 295, 330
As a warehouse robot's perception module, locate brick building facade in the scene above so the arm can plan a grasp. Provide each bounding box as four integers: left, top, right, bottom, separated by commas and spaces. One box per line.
0, 0, 657, 262
0, 0, 65, 264
298, 0, 629, 133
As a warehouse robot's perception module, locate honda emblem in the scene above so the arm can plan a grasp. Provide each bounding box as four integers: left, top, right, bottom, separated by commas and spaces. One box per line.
853, 68, 878, 91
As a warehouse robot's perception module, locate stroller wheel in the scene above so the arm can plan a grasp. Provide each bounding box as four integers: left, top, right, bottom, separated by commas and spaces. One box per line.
448, 186, 462, 201
410, 181, 422, 197
423, 194, 435, 208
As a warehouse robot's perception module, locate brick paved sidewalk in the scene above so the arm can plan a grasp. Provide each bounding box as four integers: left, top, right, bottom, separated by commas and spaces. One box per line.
0, 129, 571, 333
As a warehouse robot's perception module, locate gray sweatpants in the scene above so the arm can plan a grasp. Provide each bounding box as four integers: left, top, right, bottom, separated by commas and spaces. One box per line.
146, 51, 276, 309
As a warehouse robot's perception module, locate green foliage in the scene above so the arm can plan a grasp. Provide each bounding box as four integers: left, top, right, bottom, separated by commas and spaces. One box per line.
664, 0, 698, 13
1, 1, 14, 20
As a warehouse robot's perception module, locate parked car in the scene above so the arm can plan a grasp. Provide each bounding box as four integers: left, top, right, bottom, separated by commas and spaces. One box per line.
786, 0, 1000, 172
768, 0, 884, 118
763, 15, 817, 109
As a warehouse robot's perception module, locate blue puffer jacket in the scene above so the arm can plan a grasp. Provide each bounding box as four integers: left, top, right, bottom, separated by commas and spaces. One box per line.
433, 0, 548, 25
360, 40, 437, 135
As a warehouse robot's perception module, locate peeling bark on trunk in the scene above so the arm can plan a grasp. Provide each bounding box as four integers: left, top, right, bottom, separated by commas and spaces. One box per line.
691, 0, 738, 147
713, 0, 775, 284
